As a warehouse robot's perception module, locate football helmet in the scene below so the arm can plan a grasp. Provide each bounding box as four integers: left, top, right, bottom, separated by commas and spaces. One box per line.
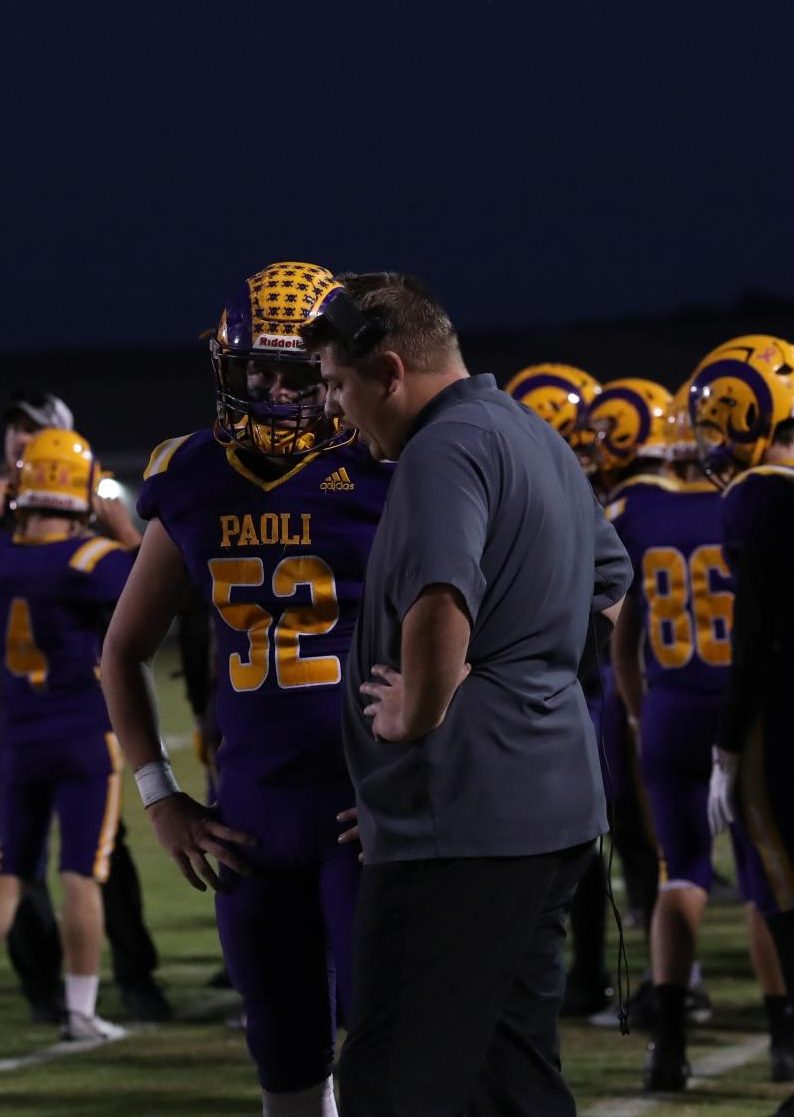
15, 428, 95, 514
688, 334, 794, 479
503, 364, 602, 450
587, 378, 672, 470
211, 261, 353, 457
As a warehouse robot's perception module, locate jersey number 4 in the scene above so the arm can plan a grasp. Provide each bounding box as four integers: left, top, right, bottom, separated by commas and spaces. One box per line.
642, 545, 733, 669
4, 597, 48, 688
209, 555, 341, 692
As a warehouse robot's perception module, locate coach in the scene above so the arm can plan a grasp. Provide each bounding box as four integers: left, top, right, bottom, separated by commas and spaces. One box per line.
302, 274, 633, 1117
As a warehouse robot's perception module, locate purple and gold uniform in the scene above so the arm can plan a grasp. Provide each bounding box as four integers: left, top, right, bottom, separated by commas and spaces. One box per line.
0, 533, 131, 882
719, 465, 794, 915
138, 429, 391, 1092
608, 474, 733, 890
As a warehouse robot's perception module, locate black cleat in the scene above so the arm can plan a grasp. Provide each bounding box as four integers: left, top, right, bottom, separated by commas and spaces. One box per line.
643, 1040, 690, 1092
119, 977, 172, 1022
684, 982, 713, 1025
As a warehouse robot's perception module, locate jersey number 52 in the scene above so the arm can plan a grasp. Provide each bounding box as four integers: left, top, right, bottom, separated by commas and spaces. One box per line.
209, 555, 340, 691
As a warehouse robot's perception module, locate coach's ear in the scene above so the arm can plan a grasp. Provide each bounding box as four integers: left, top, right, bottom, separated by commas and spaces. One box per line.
375, 350, 405, 398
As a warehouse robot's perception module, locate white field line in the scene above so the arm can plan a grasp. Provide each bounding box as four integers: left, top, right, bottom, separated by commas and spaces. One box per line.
581, 1033, 768, 1117
0, 1029, 137, 1073
0, 990, 242, 1074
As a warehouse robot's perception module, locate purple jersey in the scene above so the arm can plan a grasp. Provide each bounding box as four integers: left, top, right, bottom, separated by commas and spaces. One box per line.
137, 431, 392, 783
719, 465, 794, 911
0, 532, 133, 766
606, 476, 733, 694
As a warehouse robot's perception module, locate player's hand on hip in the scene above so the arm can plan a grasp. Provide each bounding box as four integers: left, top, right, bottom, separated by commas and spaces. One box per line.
147, 792, 257, 892
708, 746, 739, 837
337, 806, 364, 862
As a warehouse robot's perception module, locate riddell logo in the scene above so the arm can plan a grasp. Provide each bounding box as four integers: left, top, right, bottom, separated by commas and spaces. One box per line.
254, 333, 303, 350
321, 468, 354, 491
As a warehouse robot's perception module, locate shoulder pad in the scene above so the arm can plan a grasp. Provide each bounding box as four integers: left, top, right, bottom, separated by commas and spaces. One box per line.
609, 473, 679, 499
69, 536, 124, 573
143, 433, 198, 480
723, 464, 794, 498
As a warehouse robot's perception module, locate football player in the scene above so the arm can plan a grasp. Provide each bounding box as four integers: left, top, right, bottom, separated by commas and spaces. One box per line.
690, 336, 794, 1117
588, 380, 676, 1024
611, 371, 794, 1089
0, 429, 133, 1040
504, 363, 616, 1014
101, 262, 393, 1116
1, 390, 171, 1024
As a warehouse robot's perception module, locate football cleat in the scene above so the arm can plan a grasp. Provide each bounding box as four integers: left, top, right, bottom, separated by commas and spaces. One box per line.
60, 1010, 127, 1042
587, 378, 672, 470
119, 977, 172, 1022
643, 1039, 690, 1092
684, 981, 713, 1025
15, 428, 97, 515
688, 334, 794, 482
211, 261, 354, 459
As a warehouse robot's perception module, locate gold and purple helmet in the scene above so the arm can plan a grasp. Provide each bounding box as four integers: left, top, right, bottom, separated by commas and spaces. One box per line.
210, 261, 354, 458
586, 378, 672, 470
16, 428, 96, 515
688, 334, 794, 480
503, 364, 601, 450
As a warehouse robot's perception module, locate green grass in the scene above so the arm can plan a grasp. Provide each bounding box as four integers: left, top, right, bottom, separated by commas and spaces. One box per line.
0, 640, 789, 1114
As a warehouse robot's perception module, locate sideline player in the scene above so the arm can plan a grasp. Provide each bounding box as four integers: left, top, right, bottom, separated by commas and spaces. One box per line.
101, 262, 393, 1116
611, 370, 794, 1089
1, 389, 170, 1023
586, 379, 674, 1024
690, 336, 794, 1117
0, 429, 132, 1040
504, 363, 616, 1014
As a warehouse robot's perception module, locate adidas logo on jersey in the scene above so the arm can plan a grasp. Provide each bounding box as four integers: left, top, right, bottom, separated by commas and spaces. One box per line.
321, 468, 354, 492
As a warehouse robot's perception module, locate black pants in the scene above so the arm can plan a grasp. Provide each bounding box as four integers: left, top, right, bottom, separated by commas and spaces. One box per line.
102, 819, 159, 987
339, 842, 594, 1117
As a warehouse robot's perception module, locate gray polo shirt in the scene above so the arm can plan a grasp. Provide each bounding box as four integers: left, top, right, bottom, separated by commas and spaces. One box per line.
344, 374, 633, 864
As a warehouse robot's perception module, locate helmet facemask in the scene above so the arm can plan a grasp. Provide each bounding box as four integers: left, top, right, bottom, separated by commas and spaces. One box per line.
210, 339, 352, 458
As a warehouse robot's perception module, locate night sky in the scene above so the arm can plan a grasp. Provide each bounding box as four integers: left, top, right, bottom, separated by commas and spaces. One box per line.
5, 1, 794, 350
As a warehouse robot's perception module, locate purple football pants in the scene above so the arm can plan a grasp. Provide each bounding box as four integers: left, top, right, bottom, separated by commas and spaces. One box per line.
214, 768, 360, 1092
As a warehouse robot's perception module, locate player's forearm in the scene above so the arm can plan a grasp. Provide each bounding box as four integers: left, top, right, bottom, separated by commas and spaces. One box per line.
610, 593, 644, 720
101, 641, 166, 771
400, 586, 471, 738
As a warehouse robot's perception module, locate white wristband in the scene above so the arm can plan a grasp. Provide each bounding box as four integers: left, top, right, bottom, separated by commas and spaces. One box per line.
135, 760, 180, 808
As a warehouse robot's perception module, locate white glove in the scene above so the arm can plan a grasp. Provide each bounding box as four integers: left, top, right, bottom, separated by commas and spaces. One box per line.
707, 746, 739, 836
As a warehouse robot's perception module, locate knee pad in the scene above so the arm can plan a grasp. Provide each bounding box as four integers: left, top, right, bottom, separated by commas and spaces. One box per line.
659, 878, 702, 894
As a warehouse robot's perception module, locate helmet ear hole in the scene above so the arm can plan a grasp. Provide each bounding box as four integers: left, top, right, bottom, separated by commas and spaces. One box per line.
746, 402, 757, 429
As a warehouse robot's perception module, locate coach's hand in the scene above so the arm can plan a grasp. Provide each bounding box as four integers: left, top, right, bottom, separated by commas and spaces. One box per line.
147, 792, 257, 892
707, 747, 739, 837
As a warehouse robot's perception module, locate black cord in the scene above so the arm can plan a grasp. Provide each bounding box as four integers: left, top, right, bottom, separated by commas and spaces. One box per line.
592, 617, 632, 1036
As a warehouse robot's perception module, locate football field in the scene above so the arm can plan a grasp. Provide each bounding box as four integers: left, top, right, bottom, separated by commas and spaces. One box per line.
0, 641, 786, 1116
